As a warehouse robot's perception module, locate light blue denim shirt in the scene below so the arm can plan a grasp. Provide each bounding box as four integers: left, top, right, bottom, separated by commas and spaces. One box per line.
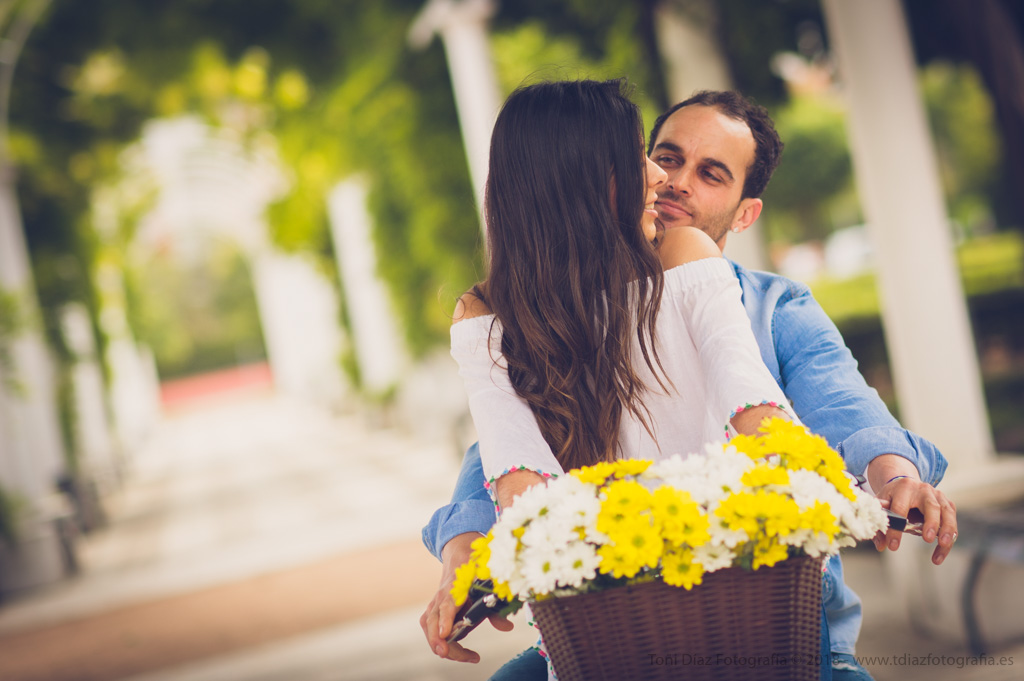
423, 260, 947, 656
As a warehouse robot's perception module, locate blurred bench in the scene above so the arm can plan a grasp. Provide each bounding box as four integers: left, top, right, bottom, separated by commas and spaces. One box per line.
956, 500, 1024, 655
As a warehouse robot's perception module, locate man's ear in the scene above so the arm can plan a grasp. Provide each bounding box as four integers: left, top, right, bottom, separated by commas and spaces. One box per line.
730, 198, 763, 234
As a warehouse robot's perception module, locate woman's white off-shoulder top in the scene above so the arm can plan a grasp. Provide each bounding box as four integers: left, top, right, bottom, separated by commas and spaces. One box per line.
450, 257, 793, 501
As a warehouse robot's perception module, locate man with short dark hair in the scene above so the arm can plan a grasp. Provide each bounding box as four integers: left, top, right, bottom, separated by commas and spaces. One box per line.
421, 90, 957, 681
651, 90, 784, 202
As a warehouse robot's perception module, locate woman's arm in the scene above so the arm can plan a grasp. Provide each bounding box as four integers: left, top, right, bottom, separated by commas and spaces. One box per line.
450, 290, 562, 510
731, 404, 788, 435
658, 228, 791, 435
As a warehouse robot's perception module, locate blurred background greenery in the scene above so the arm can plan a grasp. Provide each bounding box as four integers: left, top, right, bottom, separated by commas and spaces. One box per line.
4, 0, 1024, 462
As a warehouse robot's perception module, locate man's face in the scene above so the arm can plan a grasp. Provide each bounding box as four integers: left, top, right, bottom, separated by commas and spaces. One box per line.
649, 105, 758, 248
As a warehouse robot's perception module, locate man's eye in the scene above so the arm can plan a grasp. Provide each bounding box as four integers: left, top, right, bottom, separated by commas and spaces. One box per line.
701, 169, 721, 182
656, 156, 678, 167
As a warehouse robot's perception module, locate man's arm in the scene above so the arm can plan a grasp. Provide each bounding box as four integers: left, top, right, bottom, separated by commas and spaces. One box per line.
420, 530, 514, 663
771, 291, 945, 481
420, 443, 542, 663
772, 289, 956, 563
422, 443, 495, 561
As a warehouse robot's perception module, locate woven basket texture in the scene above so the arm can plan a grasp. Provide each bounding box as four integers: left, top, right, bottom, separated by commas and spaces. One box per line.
530, 555, 823, 681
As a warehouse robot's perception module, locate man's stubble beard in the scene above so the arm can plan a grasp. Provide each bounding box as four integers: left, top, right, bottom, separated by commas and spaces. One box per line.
656, 195, 736, 247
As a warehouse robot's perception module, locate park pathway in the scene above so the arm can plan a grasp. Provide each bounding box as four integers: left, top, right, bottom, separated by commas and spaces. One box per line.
0, 382, 1019, 681
0, 387, 536, 681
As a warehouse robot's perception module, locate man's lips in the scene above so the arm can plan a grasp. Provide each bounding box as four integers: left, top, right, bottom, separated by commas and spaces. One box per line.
655, 198, 692, 220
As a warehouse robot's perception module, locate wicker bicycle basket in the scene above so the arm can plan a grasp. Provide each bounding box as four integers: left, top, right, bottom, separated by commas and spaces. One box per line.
530, 555, 823, 681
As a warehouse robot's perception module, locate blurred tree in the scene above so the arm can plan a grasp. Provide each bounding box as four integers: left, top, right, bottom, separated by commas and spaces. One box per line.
11, 0, 677, 375
906, 0, 1024, 232
488, 19, 662, 137
12, 0, 476, 371
714, 0, 826, 107
760, 93, 854, 243
11, 0, 1017, 376
920, 61, 1001, 236
761, 60, 1000, 246
125, 238, 266, 379
493, 0, 665, 110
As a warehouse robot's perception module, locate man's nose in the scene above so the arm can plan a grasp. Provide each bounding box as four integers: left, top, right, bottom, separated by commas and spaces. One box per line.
667, 168, 691, 195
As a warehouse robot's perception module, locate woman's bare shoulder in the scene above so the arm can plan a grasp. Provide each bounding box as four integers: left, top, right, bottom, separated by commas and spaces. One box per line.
452, 287, 493, 324
657, 226, 722, 269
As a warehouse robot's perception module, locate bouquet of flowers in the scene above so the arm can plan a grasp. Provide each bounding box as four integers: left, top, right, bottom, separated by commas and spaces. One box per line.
451, 418, 888, 611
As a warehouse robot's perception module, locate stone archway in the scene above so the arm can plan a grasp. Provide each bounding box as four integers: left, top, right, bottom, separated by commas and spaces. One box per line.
119, 115, 350, 413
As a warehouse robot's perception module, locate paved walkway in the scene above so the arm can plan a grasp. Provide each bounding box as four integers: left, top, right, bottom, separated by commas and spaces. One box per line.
0, 391, 537, 681
0, 389, 1020, 680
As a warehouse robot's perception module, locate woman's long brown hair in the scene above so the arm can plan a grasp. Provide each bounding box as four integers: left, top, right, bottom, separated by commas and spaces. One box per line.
480, 79, 666, 472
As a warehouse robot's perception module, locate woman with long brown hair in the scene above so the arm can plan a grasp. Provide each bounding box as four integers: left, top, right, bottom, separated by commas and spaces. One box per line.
441, 79, 790, 679
453, 79, 789, 510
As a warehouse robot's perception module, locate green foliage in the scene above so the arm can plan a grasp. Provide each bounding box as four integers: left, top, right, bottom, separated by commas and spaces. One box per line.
0, 289, 28, 395
7, 0, 682, 378
495, 0, 646, 63
805, 272, 879, 329
810, 231, 1024, 326
124, 239, 266, 380
10, 1, 475, 361
491, 18, 661, 131
0, 483, 20, 548
354, 54, 482, 351
760, 60, 1001, 249
921, 61, 1001, 235
957, 230, 1024, 295
761, 94, 856, 243
715, 0, 825, 106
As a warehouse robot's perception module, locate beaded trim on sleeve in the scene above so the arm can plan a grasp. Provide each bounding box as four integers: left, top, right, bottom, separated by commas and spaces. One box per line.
525, 627, 555, 680
485, 465, 558, 511
723, 401, 788, 441
485, 469, 557, 675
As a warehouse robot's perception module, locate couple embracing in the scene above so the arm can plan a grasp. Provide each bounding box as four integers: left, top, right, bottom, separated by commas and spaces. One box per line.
421, 79, 957, 681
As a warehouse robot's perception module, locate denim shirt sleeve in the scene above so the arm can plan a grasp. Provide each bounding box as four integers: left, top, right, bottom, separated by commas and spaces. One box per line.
771, 287, 947, 486
421, 442, 496, 561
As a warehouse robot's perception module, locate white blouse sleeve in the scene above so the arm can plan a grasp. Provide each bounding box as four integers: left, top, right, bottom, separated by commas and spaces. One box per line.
450, 316, 564, 499
661, 257, 794, 439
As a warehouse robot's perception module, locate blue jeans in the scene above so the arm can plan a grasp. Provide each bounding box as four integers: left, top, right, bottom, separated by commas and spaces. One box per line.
831, 653, 875, 680
488, 605, 850, 681
489, 647, 546, 681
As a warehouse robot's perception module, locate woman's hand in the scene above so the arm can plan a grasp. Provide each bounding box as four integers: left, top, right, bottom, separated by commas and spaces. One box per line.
420, 468, 544, 663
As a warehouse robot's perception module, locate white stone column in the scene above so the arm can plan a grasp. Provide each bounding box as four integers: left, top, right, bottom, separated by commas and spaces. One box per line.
822, 0, 993, 464
250, 249, 348, 406
328, 179, 407, 397
410, 0, 501, 241
133, 116, 353, 410
653, 0, 768, 271
61, 303, 122, 493
0, 168, 72, 596
0, 172, 66, 503
95, 257, 160, 455
822, 0, 1024, 647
